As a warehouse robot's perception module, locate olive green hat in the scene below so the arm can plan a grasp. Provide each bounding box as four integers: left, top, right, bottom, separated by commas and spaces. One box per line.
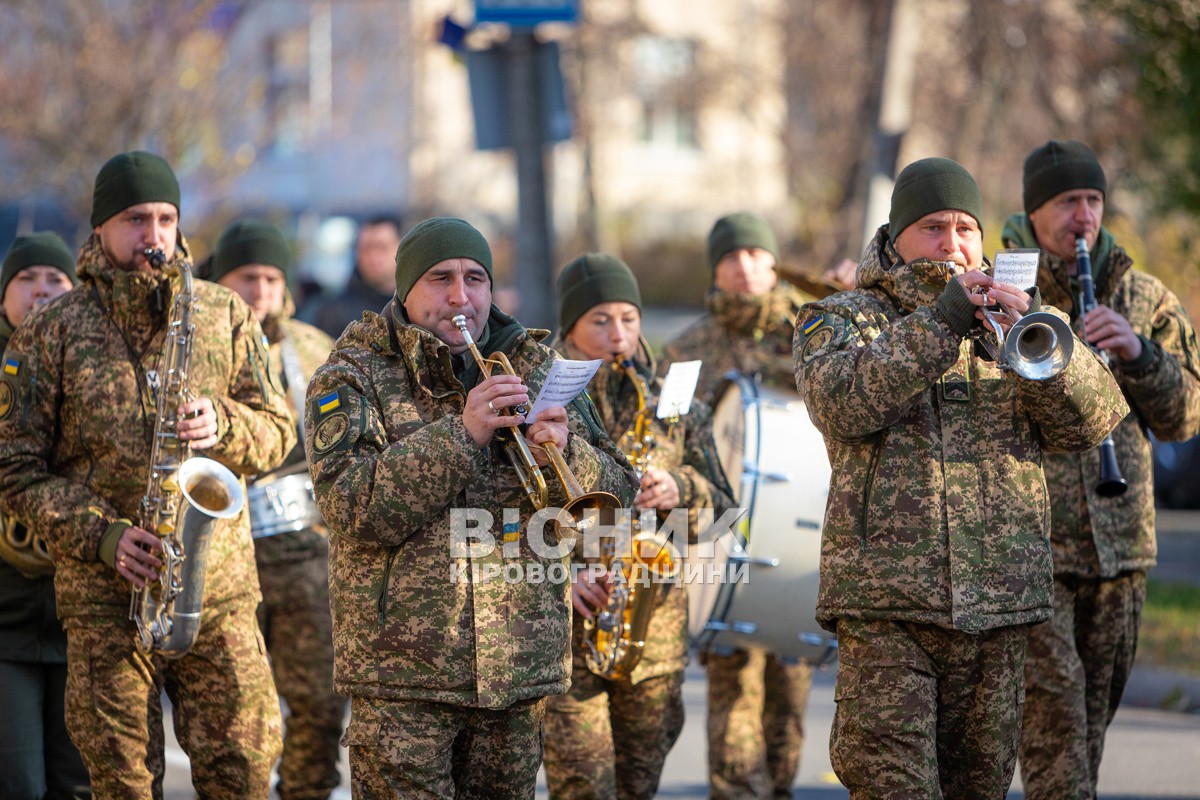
557, 252, 642, 334
888, 157, 983, 242
209, 220, 292, 282
90, 151, 181, 228
1, 232, 78, 301
1023, 139, 1107, 214
395, 217, 492, 302
708, 212, 779, 272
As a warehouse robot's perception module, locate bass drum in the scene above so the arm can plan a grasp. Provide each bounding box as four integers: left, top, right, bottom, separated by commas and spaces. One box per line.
687, 372, 836, 663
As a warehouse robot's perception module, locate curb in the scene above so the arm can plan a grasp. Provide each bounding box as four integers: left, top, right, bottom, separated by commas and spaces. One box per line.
1122, 663, 1200, 714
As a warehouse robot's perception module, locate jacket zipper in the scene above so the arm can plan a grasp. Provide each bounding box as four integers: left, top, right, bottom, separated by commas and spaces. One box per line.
377, 546, 398, 623
857, 431, 886, 547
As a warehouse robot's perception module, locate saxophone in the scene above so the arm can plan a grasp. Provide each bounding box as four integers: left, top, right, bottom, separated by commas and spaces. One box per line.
582, 358, 680, 680
0, 514, 54, 577
129, 248, 245, 659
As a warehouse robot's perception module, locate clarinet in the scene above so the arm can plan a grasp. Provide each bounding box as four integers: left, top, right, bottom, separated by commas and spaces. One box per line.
1075, 236, 1129, 498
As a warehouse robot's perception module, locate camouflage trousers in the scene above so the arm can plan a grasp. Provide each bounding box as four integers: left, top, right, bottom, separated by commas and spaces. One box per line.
1020, 570, 1146, 800
63, 601, 282, 800
346, 695, 546, 799
256, 540, 347, 800
830, 619, 1027, 800
705, 648, 812, 800
543, 668, 685, 799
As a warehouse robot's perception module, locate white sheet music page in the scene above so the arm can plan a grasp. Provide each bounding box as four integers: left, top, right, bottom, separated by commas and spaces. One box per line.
992, 249, 1040, 290
657, 360, 700, 418
526, 358, 602, 423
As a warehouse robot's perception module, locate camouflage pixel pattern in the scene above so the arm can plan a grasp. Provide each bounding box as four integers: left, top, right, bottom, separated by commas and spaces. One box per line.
345, 695, 546, 799
0, 234, 297, 619
63, 602, 281, 799
250, 302, 345, 800
659, 284, 813, 406
543, 670, 684, 800
0, 234, 294, 794
305, 302, 637, 709
1002, 216, 1200, 578
1020, 572, 1145, 800
830, 619, 1027, 799
793, 226, 1129, 635
705, 649, 812, 800
658, 281, 816, 799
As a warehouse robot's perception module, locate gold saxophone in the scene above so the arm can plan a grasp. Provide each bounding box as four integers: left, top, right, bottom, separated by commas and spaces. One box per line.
582, 358, 680, 680
0, 514, 55, 578
129, 248, 245, 659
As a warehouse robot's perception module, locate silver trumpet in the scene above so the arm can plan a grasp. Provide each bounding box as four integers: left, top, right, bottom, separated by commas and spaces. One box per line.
978, 293, 1074, 381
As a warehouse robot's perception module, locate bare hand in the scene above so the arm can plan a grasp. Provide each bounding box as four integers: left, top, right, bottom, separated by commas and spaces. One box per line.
114, 526, 164, 588
571, 567, 612, 619
525, 406, 569, 468
463, 374, 529, 448
1084, 305, 1143, 362
955, 273, 1031, 335
635, 466, 680, 511
177, 398, 219, 449
823, 258, 858, 291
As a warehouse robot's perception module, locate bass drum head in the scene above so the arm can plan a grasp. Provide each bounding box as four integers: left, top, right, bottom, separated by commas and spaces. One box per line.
686, 372, 835, 663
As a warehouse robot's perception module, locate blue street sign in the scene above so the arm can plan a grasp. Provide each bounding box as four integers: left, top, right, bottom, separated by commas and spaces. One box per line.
474, 0, 577, 26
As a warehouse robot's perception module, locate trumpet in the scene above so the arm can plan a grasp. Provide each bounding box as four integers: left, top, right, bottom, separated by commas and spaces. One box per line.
451, 315, 620, 530
1075, 236, 1129, 497
973, 275, 1074, 382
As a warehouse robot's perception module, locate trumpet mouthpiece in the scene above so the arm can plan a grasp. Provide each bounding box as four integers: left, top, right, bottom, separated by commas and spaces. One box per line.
451, 314, 467, 329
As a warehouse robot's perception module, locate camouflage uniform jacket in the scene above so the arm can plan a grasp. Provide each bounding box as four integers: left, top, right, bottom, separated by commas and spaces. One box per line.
793, 227, 1128, 634
305, 302, 637, 708
0, 311, 67, 662
1003, 215, 1200, 577
660, 283, 815, 407
0, 235, 296, 620
554, 335, 735, 683
253, 297, 335, 565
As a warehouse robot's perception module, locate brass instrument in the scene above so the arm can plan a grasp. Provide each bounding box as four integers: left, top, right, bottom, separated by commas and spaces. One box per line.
1075, 237, 1129, 497
582, 358, 681, 680
130, 248, 246, 659
0, 513, 54, 578
451, 315, 620, 530
975, 273, 1075, 382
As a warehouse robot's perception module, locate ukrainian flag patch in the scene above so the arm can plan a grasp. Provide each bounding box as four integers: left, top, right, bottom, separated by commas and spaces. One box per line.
801, 315, 824, 336
317, 391, 340, 413
3, 357, 20, 376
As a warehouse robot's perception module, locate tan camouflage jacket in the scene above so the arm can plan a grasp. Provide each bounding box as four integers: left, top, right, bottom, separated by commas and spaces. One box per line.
0, 235, 296, 620
305, 303, 637, 708
1003, 215, 1200, 577
793, 227, 1128, 634
555, 335, 735, 683
660, 283, 814, 407
253, 297, 335, 565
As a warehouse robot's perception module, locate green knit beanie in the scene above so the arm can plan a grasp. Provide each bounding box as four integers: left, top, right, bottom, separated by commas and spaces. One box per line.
209, 220, 292, 283
707, 212, 779, 272
2, 232, 78, 301
90, 151, 181, 228
1023, 139, 1107, 214
395, 217, 492, 301
888, 157, 983, 242
557, 252, 642, 334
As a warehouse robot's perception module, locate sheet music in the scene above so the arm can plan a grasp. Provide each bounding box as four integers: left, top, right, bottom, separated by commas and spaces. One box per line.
992, 248, 1040, 290
657, 360, 700, 418
526, 358, 602, 423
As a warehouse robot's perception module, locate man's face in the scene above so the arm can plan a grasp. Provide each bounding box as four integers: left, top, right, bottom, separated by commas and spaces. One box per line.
216, 264, 287, 324
94, 202, 178, 273
355, 222, 403, 292
1028, 188, 1104, 263
892, 210, 983, 274
2, 266, 74, 326
713, 247, 779, 296
568, 301, 642, 364
402, 259, 492, 354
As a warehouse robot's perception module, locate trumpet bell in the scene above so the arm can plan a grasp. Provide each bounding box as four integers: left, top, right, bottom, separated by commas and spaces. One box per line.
1005, 312, 1074, 381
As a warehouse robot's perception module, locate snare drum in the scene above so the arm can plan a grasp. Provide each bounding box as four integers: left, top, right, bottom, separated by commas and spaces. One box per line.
248, 467, 323, 539
686, 372, 836, 663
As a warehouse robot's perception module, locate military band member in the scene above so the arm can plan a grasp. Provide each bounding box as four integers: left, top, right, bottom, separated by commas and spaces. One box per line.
659, 211, 816, 800
1003, 140, 1200, 800
543, 253, 735, 800
0, 151, 293, 798
794, 157, 1128, 798
208, 220, 346, 800
0, 232, 89, 800
304, 217, 637, 798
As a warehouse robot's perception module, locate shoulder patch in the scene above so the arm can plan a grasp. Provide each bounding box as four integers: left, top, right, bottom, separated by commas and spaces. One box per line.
795, 311, 848, 365
0, 354, 26, 421
311, 411, 351, 455
309, 385, 360, 456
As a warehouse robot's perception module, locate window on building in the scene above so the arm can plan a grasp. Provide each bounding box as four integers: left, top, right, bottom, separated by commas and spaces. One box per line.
633, 36, 699, 149
267, 26, 310, 155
